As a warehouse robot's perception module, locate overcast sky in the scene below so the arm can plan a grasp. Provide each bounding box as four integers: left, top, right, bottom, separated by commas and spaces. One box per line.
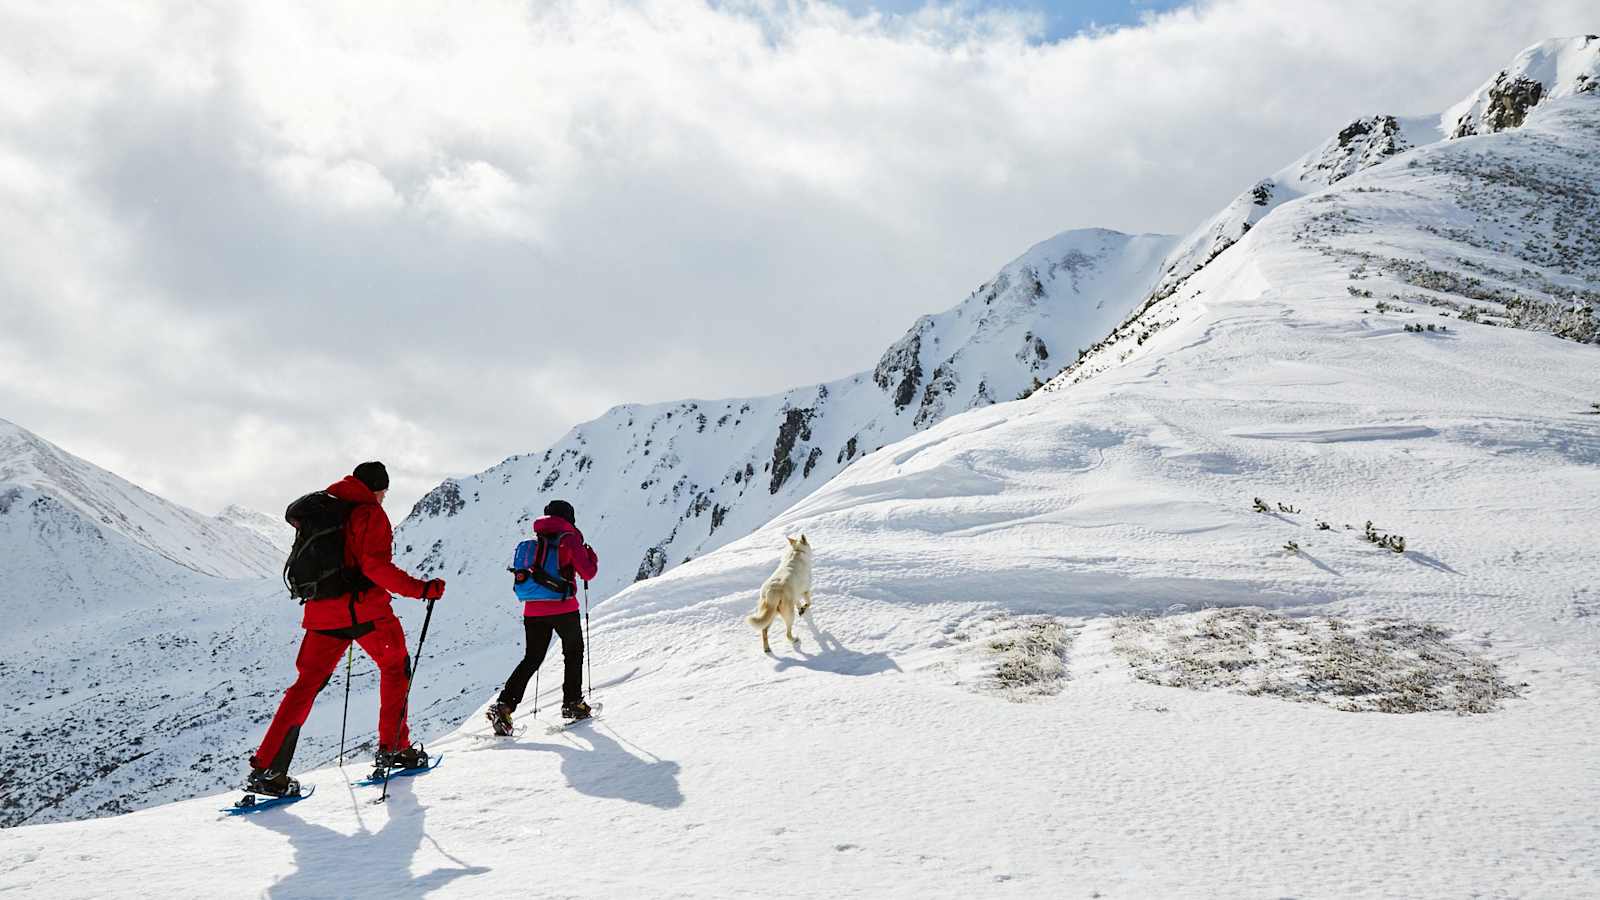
1, 0, 1594, 518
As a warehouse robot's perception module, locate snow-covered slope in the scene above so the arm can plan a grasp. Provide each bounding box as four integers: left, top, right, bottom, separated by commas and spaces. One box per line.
1446, 33, 1600, 138
3, 39, 1598, 899
1146, 36, 1600, 339
0, 418, 282, 579
1151, 112, 1441, 304
0, 233, 1170, 829
0, 420, 296, 825
395, 228, 1175, 599
215, 504, 295, 553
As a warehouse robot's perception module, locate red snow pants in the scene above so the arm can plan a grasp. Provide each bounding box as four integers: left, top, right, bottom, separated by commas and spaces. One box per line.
251, 615, 412, 771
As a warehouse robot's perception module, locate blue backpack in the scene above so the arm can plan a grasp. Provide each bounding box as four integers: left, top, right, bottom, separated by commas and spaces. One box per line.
509, 533, 575, 601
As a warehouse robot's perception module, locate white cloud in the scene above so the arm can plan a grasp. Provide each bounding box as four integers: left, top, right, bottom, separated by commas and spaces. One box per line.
267, 156, 403, 214
1, 0, 1595, 517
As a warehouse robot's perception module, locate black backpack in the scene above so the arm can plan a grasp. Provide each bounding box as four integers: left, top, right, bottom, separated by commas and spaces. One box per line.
283, 491, 374, 601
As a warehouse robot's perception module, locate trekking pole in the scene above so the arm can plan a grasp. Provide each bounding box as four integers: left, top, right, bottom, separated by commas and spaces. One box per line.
584, 581, 593, 701
338, 645, 354, 766
532, 668, 541, 718
379, 597, 437, 804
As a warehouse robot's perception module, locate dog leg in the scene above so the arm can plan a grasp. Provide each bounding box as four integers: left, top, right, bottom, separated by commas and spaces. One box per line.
762, 626, 772, 654
799, 591, 812, 616
782, 600, 799, 645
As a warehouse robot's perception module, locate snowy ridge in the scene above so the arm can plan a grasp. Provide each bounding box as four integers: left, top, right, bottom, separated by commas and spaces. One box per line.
1149, 112, 1440, 305
216, 504, 295, 553
0, 418, 282, 579
1446, 34, 1600, 138
395, 228, 1175, 600
0, 420, 292, 827
1151, 35, 1600, 310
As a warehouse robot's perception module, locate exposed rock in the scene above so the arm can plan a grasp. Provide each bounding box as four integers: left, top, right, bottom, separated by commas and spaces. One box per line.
836, 434, 859, 465
409, 480, 466, 519
768, 407, 816, 495
1016, 332, 1050, 369
873, 322, 927, 411
802, 446, 824, 479
1453, 74, 1544, 137
635, 545, 668, 582
1308, 116, 1408, 184
914, 362, 960, 429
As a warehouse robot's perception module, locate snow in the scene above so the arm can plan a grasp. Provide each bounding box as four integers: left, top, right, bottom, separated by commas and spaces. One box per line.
4, 38, 1600, 899
1444, 34, 1600, 138
0, 418, 282, 579
216, 504, 295, 553
394, 227, 1177, 601
0, 423, 296, 826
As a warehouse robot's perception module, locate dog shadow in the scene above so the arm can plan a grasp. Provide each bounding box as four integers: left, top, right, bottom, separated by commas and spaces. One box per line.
245, 778, 489, 898
770, 611, 902, 677
487, 725, 683, 810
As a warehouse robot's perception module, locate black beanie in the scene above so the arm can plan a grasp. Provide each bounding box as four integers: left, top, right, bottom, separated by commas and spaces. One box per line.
544, 499, 576, 524
353, 461, 390, 493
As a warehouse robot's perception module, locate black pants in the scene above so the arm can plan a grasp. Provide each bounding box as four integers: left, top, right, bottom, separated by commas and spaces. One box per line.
498, 611, 584, 709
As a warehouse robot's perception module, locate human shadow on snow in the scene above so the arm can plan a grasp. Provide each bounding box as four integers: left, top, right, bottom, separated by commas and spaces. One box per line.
769, 612, 902, 678
486, 725, 683, 810
246, 778, 489, 899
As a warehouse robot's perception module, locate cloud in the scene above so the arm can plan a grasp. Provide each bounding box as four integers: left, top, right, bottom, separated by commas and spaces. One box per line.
1, 0, 1594, 516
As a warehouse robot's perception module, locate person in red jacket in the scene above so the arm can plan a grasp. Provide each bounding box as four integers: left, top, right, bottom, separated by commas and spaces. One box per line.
247, 461, 446, 797
487, 499, 599, 733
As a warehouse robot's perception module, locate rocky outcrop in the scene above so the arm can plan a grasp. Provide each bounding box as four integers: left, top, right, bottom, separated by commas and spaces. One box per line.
1306, 116, 1409, 184
769, 407, 817, 495
914, 360, 962, 429
1453, 75, 1544, 137
873, 322, 927, 411
634, 545, 668, 582
1447, 36, 1600, 139
409, 479, 467, 519
1016, 332, 1050, 369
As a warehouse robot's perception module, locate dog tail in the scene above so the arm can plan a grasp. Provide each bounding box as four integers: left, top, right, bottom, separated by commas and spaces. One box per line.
747, 589, 778, 629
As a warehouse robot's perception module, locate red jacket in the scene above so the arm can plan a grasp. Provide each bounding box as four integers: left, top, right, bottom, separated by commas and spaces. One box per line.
524, 515, 599, 617
301, 476, 431, 631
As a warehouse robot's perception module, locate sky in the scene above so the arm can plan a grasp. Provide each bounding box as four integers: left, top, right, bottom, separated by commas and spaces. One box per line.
834, 0, 1188, 40
1, 0, 1596, 520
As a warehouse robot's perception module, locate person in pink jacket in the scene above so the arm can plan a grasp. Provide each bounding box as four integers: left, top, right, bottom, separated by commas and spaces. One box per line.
488, 499, 599, 733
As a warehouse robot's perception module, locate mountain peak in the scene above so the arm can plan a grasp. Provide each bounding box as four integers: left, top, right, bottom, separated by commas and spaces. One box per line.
216, 504, 295, 552
0, 418, 284, 578
397, 227, 1176, 596
1446, 35, 1600, 139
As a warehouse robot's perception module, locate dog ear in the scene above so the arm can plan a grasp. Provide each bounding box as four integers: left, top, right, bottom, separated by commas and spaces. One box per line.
800, 534, 809, 546
787, 536, 799, 549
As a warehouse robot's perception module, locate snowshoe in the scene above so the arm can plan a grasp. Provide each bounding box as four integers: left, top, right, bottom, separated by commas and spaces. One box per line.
374, 744, 430, 772
486, 702, 515, 737
560, 700, 593, 721
245, 767, 301, 799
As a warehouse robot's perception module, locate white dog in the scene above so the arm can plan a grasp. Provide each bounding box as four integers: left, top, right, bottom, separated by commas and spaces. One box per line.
747, 535, 813, 653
